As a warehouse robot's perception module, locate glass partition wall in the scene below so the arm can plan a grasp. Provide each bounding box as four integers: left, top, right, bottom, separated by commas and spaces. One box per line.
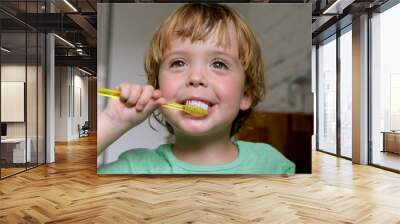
316, 25, 353, 159
0, 30, 27, 177
0, 3, 46, 179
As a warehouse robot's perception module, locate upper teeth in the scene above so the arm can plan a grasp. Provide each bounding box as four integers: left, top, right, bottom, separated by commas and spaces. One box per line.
185, 100, 209, 110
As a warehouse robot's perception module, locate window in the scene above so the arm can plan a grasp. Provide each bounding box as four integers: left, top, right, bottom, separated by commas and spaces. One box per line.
339, 26, 352, 158
317, 35, 337, 154
370, 2, 400, 171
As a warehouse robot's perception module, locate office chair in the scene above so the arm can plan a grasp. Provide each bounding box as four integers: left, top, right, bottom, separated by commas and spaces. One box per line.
79, 121, 90, 138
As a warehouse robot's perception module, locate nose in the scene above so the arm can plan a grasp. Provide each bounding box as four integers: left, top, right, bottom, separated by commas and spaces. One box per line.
185, 68, 208, 88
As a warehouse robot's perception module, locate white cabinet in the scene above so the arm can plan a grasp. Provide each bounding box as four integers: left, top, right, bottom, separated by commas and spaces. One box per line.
1, 138, 32, 163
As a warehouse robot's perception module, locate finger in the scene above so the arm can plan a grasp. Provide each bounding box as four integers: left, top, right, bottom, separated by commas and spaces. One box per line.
151, 89, 162, 99
117, 83, 131, 103
135, 85, 154, 112
142, 97, 166, 115
125, 85, 142, 107
156, 97, 166, 106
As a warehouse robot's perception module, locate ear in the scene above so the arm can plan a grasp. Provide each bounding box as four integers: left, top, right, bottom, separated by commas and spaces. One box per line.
239, 88, 252, 111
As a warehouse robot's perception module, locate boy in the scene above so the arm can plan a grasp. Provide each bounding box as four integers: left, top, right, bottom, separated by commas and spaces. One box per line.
97, 3, 295, 174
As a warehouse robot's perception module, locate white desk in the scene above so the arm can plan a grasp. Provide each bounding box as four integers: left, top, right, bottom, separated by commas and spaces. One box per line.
1, 138, 32, 163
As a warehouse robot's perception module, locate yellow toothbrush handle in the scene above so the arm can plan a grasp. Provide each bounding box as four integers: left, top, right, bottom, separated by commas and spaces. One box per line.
162, 103, 185, 111
97, 88, 120, 99
97, 89, 183, 111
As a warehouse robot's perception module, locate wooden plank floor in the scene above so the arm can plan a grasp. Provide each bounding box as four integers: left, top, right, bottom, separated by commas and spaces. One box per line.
1, 134, 400, 223
1, 167, 26, 178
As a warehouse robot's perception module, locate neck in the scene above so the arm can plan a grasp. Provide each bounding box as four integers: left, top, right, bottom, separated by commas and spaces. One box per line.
172, 128, 238, 165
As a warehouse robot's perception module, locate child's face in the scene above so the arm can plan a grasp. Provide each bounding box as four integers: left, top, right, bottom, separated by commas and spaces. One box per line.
158, 24, 252, 137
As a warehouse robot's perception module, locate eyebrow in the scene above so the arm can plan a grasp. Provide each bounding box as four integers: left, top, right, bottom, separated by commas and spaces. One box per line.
163, 51, 190, 59
209, 50, 237, 60
163, 49, 237, 61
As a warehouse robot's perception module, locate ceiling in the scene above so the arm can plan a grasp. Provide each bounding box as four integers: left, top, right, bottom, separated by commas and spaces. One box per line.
0, 0, 392, 75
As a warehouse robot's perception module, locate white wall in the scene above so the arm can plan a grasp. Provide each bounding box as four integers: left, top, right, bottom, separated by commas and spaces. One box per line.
98, 3, 312, 163
55, 67, 68, 141
54, 67, 89, 141
1, 66, 26, 128
72, 72, 89, 138
1, 82, 25, 122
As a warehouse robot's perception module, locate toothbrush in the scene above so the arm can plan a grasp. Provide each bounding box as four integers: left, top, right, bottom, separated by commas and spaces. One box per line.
97, 87, 120, 99
97, 88, 208, 117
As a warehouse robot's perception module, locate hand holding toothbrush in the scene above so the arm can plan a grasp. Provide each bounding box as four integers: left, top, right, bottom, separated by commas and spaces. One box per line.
104, 83, 166, 128
97, 83, 166, 155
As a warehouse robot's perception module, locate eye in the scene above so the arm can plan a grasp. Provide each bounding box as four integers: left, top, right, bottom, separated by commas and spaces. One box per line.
169, 59, 186, 68
211, 59, 229, 70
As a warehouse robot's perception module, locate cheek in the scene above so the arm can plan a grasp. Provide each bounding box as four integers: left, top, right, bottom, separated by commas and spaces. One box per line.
158, 72, 180, 99
223, 88, 242, 108
216, 78, 244, 106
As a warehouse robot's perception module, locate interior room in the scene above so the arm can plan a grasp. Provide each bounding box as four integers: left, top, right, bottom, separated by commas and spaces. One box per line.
0, 0, 399, 223
0, 28, 46, 177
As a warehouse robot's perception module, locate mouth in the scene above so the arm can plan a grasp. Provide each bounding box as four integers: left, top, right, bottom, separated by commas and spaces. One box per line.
178, 97, 216, 114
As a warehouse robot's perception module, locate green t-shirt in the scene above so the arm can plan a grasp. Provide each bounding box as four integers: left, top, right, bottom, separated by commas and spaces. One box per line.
97, 140, 295, 174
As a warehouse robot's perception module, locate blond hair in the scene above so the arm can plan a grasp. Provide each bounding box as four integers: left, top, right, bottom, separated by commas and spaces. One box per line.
144, 3, 265, 136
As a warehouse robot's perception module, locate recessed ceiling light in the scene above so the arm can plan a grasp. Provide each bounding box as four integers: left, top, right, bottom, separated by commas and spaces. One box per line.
54, 34, 75, 48
322, 0, 354, 15
77, 67, 93, 76
63, 0, 78, 12
1, 47, 11, 53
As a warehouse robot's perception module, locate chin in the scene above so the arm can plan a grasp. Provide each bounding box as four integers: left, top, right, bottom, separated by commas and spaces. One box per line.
177, 122, 214, 136
164, 110, 233, 136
